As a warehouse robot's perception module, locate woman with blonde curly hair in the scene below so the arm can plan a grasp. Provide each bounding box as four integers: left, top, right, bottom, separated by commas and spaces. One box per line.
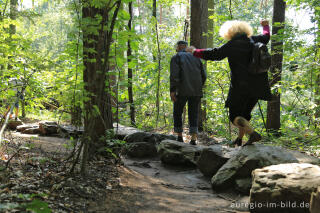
190, 20, 272, 147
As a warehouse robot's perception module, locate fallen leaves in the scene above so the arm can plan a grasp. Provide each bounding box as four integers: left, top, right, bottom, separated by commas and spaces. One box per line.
0, 136, 120, 212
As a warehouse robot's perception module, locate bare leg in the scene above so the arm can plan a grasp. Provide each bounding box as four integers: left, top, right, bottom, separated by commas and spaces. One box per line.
233, 116, 254, 135
15, 107, 19, 119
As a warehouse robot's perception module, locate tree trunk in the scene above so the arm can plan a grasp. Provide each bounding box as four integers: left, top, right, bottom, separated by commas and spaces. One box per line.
315, 23, 320, 121
152, 0, 161, 124
10, 0, 17, 35
127, 2, 136, 126
207, 0, 214, 48
266, 0, 285, 132
190, 0, 208, 132
81, 1, 121, 173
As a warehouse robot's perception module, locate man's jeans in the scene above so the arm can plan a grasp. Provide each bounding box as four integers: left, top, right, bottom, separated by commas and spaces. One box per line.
173, 96, 200, 134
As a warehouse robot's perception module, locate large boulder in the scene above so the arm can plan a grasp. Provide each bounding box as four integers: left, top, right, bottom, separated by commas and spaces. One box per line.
58, 125, 84, 138
124, 132, 157, 144
126, 142, 158, 158
38, 121, 59, 135
22, 127, 41, 134
124, 132, 176, 144
250, 163, 320, 213
157, 140, 203, 166
113, 123, 142, 140
16, 124, 38, 132
7, 119, 23, 130
211, 144, 320, 193
197, 145, 237, 177
310, 186, 320, 213
123, 131, 176, 159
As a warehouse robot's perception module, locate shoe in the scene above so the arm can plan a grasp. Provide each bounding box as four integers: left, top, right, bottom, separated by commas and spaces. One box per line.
190, 140, 197, 145
242, 131, 262, 146
177, 136, 184, 142
232, 138, 242, 147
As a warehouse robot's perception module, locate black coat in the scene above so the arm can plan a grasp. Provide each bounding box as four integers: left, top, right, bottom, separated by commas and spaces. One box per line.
170, 50, 207, 97
200, 33, 272, 106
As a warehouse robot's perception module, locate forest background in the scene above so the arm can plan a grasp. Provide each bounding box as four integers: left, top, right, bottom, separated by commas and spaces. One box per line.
0, 0, 319, 160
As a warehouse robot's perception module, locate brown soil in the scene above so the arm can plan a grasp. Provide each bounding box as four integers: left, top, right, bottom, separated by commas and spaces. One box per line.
4, 128, 250, 213
90, 158, 250, 213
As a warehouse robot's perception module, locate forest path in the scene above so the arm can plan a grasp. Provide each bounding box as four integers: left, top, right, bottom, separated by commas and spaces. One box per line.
91, 157, 250, 213
10, 131, 70, 153
9, 127, 250, 212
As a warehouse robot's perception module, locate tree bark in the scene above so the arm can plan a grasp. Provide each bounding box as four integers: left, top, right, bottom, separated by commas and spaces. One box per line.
10, 0, 17, 35
207, 0, 214, 48
81, 1, 121, 172
190, 0, 208, 132
267, 0, 285, 132
127, 2, 136, 126
315, 23, 320, 121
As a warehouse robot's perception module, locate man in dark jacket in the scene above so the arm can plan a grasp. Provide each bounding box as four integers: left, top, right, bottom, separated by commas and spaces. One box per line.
170, 41, 207, 145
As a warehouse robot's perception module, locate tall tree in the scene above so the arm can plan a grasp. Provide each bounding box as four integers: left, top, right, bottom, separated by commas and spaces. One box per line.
127, 1, 135, 126
267, 0, 286, 131
207, 0, 214, 48
153, 0, 161, 123
81, 0, 121, 174
190, 0, 208, 131
314, 19, 320, 121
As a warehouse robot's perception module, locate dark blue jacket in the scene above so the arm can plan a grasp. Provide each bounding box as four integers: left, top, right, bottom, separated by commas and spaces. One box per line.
170, 50, 207, 97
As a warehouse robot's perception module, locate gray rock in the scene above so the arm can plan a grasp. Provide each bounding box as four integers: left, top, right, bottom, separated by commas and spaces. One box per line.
124, 132, 157, 144
235, 178, 252, 195
250, 163, 320, 213
58, 125, 84, 138
211, 144, 320, 192
310, 186, 320, 213
38, 121, 59, 135
157, 140, 203, 166
124, 132, 176, 144
126, 142, 157, 158
152, 133, 177, 142
22, 127, 41, 134
113, 123, 142, 140
197, 145, 236, 177
17, 124, 38, 132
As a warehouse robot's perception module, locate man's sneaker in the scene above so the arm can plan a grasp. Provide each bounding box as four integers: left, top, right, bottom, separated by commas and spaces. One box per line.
190, 140, 197, 145
177, 136, 184, 142
231, 138, 242, 147
242, 131, 262, 146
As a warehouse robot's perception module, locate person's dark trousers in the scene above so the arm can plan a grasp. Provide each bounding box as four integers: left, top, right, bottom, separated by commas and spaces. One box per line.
173, 96, 201, 134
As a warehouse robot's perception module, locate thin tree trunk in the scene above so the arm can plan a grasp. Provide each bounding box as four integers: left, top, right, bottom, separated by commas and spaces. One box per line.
127, 2, 136, 126
10, 0, 17, 35
190, 0, 208, 132
314, 22, 320, 121
267, 0, 286, 132
152, 0, 161, 124
207, 0, 214, 48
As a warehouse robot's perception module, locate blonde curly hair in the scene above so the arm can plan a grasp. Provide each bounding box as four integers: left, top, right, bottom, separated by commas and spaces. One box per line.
219, 20, 253, 40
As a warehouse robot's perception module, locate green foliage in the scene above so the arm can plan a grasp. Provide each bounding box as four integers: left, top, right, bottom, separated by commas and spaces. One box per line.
0, 0, 317, 153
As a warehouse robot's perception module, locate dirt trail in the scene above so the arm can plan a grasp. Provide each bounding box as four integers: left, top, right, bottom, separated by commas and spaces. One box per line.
91, 157, 250, 213
11, 131, 71, 153
10, 130, 250, 212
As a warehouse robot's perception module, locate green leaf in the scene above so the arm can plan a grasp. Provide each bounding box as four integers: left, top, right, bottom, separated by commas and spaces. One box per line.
25, 200, 51, 213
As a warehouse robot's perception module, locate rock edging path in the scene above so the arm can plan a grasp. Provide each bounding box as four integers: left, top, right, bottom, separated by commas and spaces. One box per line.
116, 125, 320, 213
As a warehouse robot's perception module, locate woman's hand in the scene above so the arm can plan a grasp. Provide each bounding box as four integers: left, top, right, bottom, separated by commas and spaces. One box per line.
185, 46, 196, 53
170, 92, 177, 102
260, 20, 269, 27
